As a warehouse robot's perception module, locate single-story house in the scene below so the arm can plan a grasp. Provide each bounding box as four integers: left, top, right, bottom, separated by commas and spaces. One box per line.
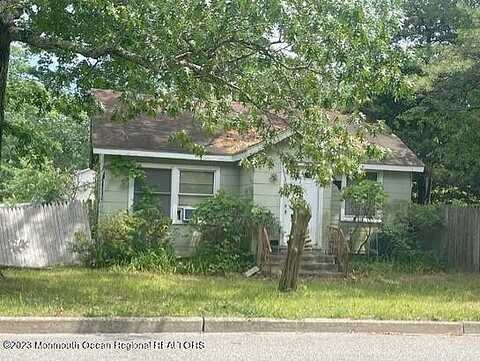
91, 89, 424, 256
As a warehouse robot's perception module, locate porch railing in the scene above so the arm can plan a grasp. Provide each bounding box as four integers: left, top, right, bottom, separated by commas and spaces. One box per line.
257, 226, 272, 275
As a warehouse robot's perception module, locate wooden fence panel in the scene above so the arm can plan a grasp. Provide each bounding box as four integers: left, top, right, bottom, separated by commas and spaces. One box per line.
441, 206, 480, 272
0, 201, 90, 267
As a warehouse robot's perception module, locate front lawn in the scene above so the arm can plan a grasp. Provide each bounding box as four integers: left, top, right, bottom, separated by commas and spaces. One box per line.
0, 268, 479, 321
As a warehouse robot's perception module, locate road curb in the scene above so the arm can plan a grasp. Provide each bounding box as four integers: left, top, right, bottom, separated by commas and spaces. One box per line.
0, 317, 472, 335
0, 317, 203, 334
463, 322, 480, 335
203, 318, 465, 335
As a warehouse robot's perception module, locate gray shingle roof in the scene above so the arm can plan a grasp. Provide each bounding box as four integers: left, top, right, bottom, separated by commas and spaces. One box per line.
92, 89, 424, 168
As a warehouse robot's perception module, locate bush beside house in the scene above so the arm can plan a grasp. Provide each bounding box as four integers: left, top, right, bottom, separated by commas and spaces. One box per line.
184, 191, 279, 274
73, 208, 175, 272
74, 192, 279, 275
348, 203, 446, 273
373, 203, 446, 272
340, 179, 446, 273
341, 179, 388, 254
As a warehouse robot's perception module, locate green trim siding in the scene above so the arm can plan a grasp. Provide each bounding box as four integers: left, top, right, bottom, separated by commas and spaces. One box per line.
240, 168, 254, 199
219, 165, 241, 195
99, 167, 129, 215
100, 155, 242, 214
382, 171, 412, 203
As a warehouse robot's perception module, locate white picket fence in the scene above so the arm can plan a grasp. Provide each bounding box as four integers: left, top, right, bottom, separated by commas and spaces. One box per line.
0, 201, 91, 267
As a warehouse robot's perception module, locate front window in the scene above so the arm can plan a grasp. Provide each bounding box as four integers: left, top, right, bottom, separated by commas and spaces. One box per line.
179, 170, 215, 208
131, 165, 218, 222
133, 168, 171, 216
341, 171, 383, 222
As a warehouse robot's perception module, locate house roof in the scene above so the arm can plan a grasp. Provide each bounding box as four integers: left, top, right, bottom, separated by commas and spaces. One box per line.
92, 89, 424, 170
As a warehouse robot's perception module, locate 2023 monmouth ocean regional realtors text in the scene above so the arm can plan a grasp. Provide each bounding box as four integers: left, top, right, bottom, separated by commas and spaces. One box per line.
1, 339, 206, 351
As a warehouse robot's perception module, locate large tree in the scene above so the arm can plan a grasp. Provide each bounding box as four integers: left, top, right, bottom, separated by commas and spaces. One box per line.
0, 45, 89, 203
365, 1, 480, 204
0, 0, 402, 291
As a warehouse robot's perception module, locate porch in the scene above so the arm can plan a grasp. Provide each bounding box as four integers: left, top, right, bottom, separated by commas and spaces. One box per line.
256, 225, 348, 278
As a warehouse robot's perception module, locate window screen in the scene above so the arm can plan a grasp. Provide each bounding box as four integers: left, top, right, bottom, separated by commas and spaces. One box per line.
179, 170, 215, 209
134, 168, 171, 216
179, 170, 214, 195
344, 171, 379, 217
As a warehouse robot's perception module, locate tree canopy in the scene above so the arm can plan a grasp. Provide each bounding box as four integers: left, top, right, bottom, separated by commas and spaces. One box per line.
364, 0, 480, 204
1, 0, 404, 198
0, 45, 89, 203
1, 0, 405, 290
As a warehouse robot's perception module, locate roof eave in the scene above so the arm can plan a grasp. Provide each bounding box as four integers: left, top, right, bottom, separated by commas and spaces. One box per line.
92, 147, 236, 162
92, 147, 424, 172
363, 163, 424, 173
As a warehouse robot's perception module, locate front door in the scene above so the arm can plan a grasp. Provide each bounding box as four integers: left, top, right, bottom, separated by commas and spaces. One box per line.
281, 175, 321, 247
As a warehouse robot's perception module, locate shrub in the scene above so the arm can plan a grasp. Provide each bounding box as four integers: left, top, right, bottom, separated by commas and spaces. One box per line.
342, 180, 388, 222
73, 207, 173, 269
125, 249, 176, 273
187, 191, 279, 274
342, 179, 388, 253
372, 204, 446, 272
0, 158, 74, 204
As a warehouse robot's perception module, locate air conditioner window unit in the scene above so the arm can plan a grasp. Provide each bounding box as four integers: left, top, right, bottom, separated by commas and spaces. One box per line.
181, 207, 196, 222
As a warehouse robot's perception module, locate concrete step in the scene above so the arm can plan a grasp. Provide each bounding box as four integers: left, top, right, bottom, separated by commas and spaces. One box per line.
264, 249, 340, 278
267, 268, 343, 278
268, 262, 338, 272
272, 249, 331, 256
299, 262, 339, 271
272, 247, 327, 254
268, 260, 338, 271
270, 254, 335, 264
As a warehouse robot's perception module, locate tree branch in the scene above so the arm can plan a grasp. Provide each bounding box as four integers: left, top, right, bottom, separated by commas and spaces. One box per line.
9, 25, 289, 130
9, 26, 157, 71
0, 0, 26, 27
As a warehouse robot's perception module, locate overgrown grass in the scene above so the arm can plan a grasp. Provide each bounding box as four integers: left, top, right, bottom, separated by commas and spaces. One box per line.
0, 267, 479, 321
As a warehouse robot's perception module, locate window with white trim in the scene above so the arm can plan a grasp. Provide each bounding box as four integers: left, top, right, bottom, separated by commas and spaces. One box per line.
131, 165, 219, 223
341, 171, 383, 222
179, 170, 215, 207
133, 168, 172, 216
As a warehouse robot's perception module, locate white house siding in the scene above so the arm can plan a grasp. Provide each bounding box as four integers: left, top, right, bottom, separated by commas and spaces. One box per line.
251, 161, 282, 219
320, 185, 334, 249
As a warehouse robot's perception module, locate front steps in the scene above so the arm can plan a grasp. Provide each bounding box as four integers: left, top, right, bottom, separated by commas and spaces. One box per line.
263, 249, 343, 278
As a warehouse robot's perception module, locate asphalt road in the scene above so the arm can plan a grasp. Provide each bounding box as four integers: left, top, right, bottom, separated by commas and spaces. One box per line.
0, 332, 479, 361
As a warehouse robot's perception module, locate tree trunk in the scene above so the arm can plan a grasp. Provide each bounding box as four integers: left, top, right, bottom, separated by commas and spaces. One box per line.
418, 166, 432, 204
278, 202, 311, 292
0, 25, 11, 166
